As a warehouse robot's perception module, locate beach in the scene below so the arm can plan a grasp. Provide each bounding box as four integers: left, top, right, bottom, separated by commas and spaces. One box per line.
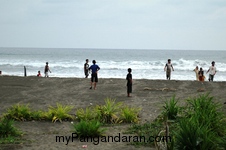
0, 76, 226, 150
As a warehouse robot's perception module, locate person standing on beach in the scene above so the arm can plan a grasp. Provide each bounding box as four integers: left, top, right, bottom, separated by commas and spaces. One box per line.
84, 59, 89, 78
126, 68, 132, 97
206, 61, 217, 81
44, 62, 51, 77
193, 66, 199, 81
198, 68, 205, 82
89, 60, 100, 90
164, 59, 174, 80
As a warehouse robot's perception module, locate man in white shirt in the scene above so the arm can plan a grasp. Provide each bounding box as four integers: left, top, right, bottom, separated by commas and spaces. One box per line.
206, 61, 217, 81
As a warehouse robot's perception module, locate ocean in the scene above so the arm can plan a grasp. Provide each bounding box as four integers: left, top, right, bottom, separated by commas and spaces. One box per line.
0, 47, 226, 81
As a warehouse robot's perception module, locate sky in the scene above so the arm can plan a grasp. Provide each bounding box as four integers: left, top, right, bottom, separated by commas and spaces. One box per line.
0, 0, 226, 50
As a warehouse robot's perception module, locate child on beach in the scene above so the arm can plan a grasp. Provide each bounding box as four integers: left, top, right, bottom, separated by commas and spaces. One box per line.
84, 59, 89, 78
37, 71, 41, 77
206, 61, 217, 81
89, 60, 100, 90
126, 68, 132, 97
193, 66, 199, 81
44, 62, 51, 77
164, 59, 174, 80
198, 68, 205, 82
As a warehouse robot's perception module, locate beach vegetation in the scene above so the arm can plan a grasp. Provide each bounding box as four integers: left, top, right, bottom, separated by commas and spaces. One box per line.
95, 98, 123, 124
126, 94, 226, 149
163, 95, 179, 120
4, 104, 32, 121
76, 107, 97, 121
120, 106, 140, 123
44, 103, 74, 123
0, 118, 22, 144
73, 120, 106, 138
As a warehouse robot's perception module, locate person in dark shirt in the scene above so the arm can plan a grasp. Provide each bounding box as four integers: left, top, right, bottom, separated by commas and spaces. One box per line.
126, 68, 132, 97
84, 59, 89, 78
44, 62, 51, 77
89, 60, 100, 90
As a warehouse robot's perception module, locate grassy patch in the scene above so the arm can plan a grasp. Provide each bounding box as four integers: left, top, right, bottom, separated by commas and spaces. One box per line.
45, 103, 74, 123
0, 118, 22, 144
73, 120, 106, 138
126, 94, 226, 150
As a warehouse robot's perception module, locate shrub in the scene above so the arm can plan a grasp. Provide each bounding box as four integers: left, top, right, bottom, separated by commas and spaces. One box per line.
175, 94, 226, 149
163, 95, 179, 120
120, 106, 140, 123
175, 118, 219, 150
96, 98, 122, 124
0, 118, 21, 138
73, 120, 106, 138
76, 107, 97, 121
4, 104, 31, 121
45, 103, 74, 123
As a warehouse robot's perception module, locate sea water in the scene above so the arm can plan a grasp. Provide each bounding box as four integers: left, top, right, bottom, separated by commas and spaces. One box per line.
0, 47, 226, 81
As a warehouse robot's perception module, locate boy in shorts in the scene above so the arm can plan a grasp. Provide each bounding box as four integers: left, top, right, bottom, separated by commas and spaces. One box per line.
89, 60, 100, 90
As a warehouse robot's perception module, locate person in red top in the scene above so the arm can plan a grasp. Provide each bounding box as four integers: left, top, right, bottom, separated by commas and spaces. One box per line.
37, 71, 41, 77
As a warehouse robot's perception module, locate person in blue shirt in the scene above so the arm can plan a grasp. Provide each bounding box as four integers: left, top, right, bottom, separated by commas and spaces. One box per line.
89, 60, 100, 90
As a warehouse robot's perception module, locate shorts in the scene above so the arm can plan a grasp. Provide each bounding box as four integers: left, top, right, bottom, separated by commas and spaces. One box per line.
166, 70, 171, 79
91, 73, 98, 82
45, 72, 49, 77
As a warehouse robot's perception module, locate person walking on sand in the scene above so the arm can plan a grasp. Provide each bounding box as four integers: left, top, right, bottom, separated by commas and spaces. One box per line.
44, 62, 51, 77
206, 61, 217, 81
89, 60, 100, 90
126, 68, 132, 97
164, 59, 174, 80
198, 67, 205, 82
193, 66, 199, 81
84, 59, 89, 78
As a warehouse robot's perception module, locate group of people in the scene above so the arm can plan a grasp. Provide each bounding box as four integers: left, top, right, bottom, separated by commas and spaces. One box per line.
193, 61, 217, 82
84, 58, 218, 97
36, 62, 51, 77
164, 59, 217, 82
84, 59, 132, 96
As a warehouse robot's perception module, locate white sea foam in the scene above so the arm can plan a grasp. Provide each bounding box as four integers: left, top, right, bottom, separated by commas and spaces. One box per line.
1, 48, 226, 81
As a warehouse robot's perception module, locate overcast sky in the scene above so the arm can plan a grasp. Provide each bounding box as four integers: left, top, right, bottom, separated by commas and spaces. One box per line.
0, 0, 226, 50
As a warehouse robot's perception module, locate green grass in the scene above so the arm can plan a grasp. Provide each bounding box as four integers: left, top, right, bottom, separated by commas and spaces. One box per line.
163, 95, 179, 120
126, 94, 226, 150
0, 118, 22, 144
96, 98, 123, 124
45, 103, 74, 123
73, 120, 106, 138
4, 104, 32, 121
76, 107, 97, 121
120, 106, 140, 123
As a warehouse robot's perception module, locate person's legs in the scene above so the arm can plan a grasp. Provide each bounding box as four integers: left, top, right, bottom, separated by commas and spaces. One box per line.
127, 85, 132, 97
94, 74, 98, 90
209, 74, 214, 81
90, 74, 94, 89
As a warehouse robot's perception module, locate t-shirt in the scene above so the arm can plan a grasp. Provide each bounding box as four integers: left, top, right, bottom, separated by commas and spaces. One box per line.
84, 63, 89, 70
126, 73, 132, 85
165, 63, 173, 72
89, 64, 100, 74
209, 66, 216, 75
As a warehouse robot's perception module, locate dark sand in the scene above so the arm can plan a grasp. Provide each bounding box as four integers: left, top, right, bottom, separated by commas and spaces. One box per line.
0, 76, 226, 150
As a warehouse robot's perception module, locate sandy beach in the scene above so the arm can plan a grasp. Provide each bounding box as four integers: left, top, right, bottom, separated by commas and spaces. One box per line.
0, 76, 226, 150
